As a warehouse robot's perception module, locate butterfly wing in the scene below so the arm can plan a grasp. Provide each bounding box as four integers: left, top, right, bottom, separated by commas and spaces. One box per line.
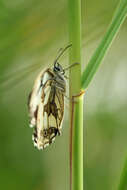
28, 68, 65, 150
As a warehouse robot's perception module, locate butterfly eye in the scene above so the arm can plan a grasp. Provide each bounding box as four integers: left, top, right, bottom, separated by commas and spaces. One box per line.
54, 62, 60, 71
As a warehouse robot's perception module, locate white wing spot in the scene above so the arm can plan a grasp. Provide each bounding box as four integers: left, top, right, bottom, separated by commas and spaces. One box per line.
43, 86, 51, 105
42, 72, 51, 85
43, 112, 48, 129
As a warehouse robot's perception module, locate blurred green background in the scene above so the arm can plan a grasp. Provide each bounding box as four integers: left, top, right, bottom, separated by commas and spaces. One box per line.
0, 0, 127, 189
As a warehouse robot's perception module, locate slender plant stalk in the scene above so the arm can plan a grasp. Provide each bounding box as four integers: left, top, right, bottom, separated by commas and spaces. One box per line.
68, 0, 83, 190
118, 157, 127, 190
81, 0, 127, 89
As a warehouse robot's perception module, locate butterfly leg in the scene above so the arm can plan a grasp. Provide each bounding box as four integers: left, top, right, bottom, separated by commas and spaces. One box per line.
64, 94, 77, 104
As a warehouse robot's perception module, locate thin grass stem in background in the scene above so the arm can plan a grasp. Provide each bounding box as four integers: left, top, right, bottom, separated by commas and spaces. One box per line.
118, 157, 127, 190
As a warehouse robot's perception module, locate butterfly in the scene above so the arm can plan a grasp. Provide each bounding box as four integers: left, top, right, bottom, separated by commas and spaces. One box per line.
28, 45, 78, 150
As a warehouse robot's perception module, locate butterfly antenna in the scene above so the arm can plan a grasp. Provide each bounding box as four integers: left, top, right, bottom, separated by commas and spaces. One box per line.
63, 62, 80, 71
54, 44, 72, 64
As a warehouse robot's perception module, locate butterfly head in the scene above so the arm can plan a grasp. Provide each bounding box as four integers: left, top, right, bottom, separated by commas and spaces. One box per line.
53, 62, 65, 75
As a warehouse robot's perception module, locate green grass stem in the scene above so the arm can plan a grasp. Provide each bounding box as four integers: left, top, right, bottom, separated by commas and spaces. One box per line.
68, 0, 83, 190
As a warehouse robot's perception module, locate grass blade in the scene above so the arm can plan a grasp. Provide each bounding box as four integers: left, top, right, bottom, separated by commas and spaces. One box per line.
81, 0, 127, 89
